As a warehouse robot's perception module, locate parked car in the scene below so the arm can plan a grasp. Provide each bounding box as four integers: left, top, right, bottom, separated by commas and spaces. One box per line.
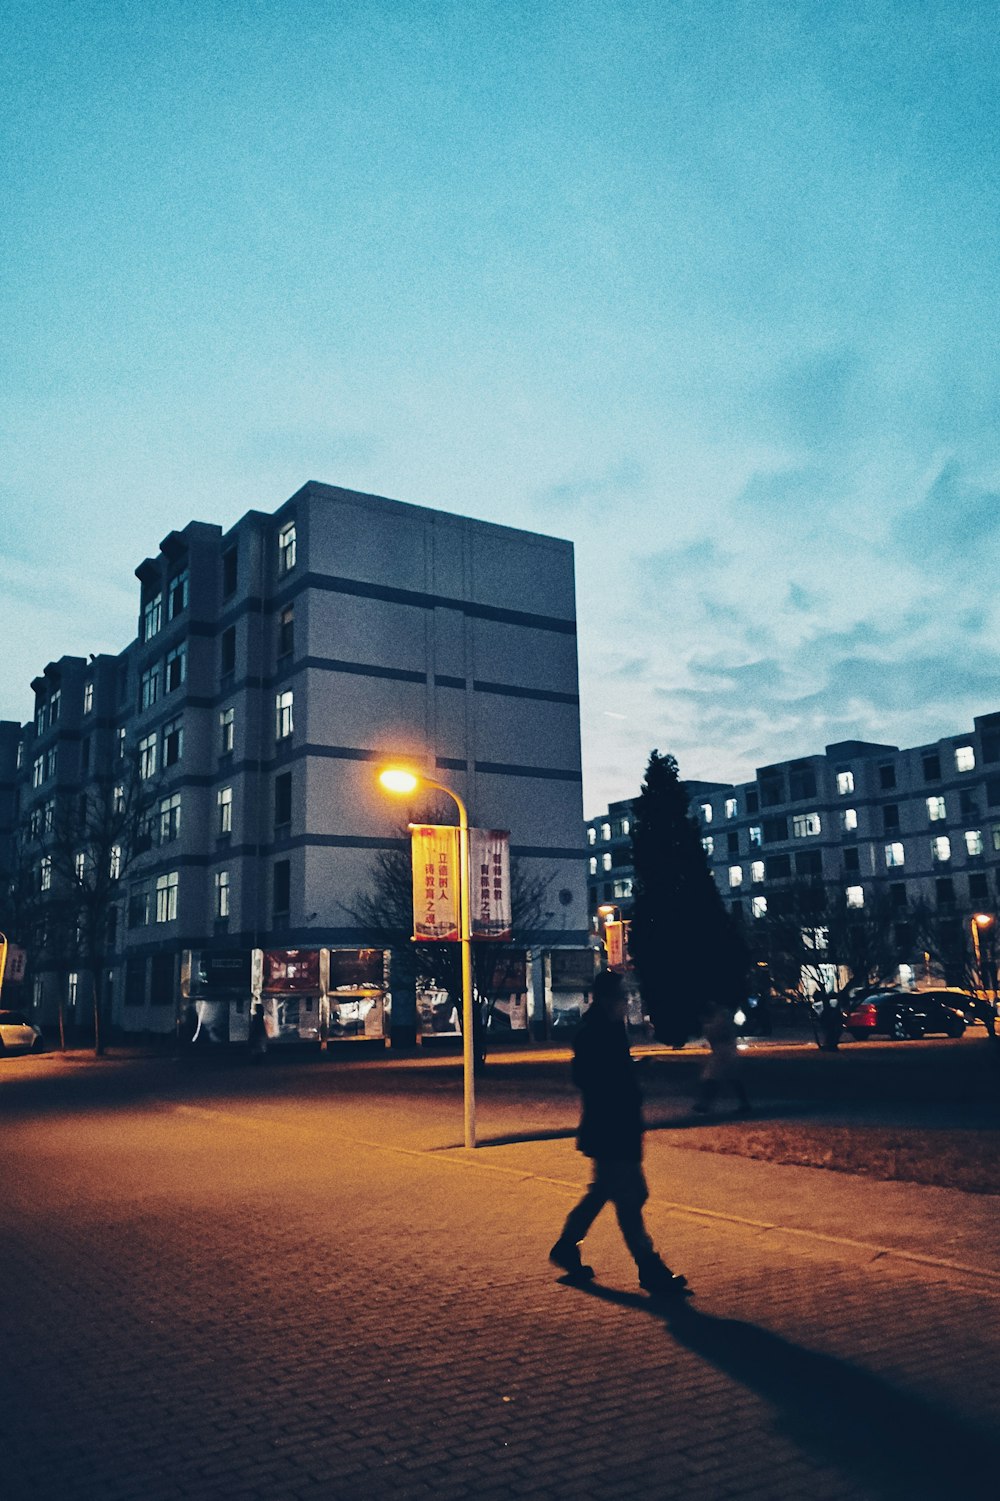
0, 1010, 45, 1054
843, 991, 966, 1041
911, 988, 981, 1025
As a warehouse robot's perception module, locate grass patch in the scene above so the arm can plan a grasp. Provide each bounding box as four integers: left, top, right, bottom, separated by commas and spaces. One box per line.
678, 1123, 1000, 1196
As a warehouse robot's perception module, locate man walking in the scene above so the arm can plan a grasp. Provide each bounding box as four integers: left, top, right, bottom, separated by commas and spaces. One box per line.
549, 969, 689, 1297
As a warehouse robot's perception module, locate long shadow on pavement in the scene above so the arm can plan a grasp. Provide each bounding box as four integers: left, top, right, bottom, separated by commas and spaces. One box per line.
575, 1282, 1000, 1501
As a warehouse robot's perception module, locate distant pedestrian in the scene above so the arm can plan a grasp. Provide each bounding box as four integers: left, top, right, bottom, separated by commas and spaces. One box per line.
549, 969, 688, 1298
692, 1000, 751, 1115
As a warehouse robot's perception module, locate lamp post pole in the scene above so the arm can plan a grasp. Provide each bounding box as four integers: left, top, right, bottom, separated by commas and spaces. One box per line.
379, 769, 476, 1148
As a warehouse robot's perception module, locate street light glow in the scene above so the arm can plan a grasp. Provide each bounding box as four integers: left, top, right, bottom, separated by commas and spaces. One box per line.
973, 912, 994, 927
379, 768, 419, 795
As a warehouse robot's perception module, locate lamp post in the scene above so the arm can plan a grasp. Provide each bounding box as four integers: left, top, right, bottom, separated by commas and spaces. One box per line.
971, 912, 995, 1016
378, 767, 476, 1148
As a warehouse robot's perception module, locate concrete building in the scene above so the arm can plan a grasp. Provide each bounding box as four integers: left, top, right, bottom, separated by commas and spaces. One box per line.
9, 482, 588, 1042
586, 720, 1000, 980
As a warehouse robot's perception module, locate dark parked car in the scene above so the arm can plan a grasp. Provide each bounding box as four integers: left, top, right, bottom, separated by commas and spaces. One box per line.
843, 991, 966, 1041
0, 1010, 45, 1054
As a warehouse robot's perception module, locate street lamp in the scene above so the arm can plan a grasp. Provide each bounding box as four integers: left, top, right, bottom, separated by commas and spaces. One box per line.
971, 912, 994, 1008
378, 766, 476, 1149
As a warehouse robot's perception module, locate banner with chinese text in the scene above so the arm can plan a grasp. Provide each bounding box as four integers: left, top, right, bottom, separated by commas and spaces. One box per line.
410, 824, 460, 941
470, 828, 511, 941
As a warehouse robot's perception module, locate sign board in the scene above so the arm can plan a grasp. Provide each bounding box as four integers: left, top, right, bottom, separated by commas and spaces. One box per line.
2, 943, 27, 984
263, 949, 321, 994
410, 825, 460, 941
195, 949, 252, 994
470, 828, 511, 940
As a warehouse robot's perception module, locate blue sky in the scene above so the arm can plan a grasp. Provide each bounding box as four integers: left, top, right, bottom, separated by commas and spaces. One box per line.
3, 0, 999, 814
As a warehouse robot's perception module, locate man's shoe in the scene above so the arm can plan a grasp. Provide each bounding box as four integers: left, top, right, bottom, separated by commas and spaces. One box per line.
638, 1257, 689, 1297
549, 1237, 594, 1282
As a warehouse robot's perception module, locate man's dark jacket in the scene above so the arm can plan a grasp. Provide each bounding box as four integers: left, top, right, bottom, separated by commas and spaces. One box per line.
572, 1006, 644, 1162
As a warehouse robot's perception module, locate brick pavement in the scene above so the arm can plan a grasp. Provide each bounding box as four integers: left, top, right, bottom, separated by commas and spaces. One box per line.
1, 1055, 998, 1500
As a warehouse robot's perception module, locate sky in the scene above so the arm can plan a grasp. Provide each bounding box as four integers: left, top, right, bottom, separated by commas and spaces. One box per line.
3, 0, 999, 817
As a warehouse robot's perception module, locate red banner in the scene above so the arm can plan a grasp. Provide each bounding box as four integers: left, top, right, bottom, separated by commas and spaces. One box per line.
410, 825, 460, 941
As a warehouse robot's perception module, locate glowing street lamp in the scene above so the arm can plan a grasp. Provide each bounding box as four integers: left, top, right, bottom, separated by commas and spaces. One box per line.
378, 766, 476, 1148
971, 912, 995, 1008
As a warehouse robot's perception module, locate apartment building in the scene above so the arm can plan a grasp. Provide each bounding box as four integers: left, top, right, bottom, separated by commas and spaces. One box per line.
9, 481, 588, 1042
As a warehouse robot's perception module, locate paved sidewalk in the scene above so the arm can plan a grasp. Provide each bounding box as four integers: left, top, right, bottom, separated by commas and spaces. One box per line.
1, 1060, 998, 1500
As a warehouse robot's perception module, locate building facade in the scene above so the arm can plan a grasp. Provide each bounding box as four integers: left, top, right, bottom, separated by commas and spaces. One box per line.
586, 721, 1000, 980
6, 482, 588, 1041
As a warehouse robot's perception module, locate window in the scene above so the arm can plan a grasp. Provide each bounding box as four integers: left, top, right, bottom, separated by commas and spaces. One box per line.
846, 885, 865, 909
760, 777, 784, 807
142, 592, 162, 642
162, 715, 183, 767
796, 850, 822, 877
220, 626, 236, 676
139, 665, 159, 710
44, 799, 55, 833
45, 746, 58, 779
883, 804, 899, 831
35, 702, 46, 735
931, 836, 951, 863
969, 871, 989, 902
993, 827, 1000, 854
728, 866, 743, 889
746, 790, 759, 814
83, 681, 94, 714
138, 733, 157, 780
926, 796, 946, 822
167, 568, 189, 621
222, 546, 238, 598
125, 955, 147, 1005
844, 846, 860, 873
955, 745, 976, 772
889, 882, 908, 911
278, 519, 297, 573
113, 783, 125, 815
792, 812, 821, 838
750, 860, 765, 883
116, 726, 126, 761
215, 870, 230, 919
727, 830, 739, 855
128, 884, 151, 928
67, 972, 79, 1009
762, 816, 787, 843
965, 829, 984, 857
589, 856, 597, 876
110, 845, 121, 881
935, 877, 955, 908
725, 798, 737, 819
278, 606, 294, 658
878, 763, 896, 790
28, 806, 42, 839
841, 808, 858, 832
700, 802, 713, 823
960, 788, 979, 819
74, 851, 86, 881
922, 752, 941, 782
40, 856, 52, 891
836, 770, 854, 795
789, 766, 816, 800
220, 707, 234, 755
218, 786, 233, 834
274, 772, 292, 828
164, 643, 186, 693
751, 896, 767, 919
621, 818, 631, 836
276, 690, 294, 741
768, 853, 791, 879
600, 822, 611, 841
587, 827, 596, 845
885, 842, 905, 868
32, 754, 44, 788
159, 792, 181, 844
155, 871, 179, 923
601, 852, 612, 872
749, 825, 762, 847
273, 859, 291, 916
701, 836, 714, 857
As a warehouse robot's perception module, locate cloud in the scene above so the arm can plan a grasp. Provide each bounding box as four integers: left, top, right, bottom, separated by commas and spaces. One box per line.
891, 460, 1000, 566
533, 456, 645, 515
768, 348, 865, 449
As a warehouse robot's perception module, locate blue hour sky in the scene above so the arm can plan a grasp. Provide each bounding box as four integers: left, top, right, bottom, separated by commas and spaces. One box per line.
3, 0, 999, 815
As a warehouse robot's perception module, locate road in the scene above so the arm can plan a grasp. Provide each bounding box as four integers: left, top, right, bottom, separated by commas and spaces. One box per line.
1, 1041, 998, 1500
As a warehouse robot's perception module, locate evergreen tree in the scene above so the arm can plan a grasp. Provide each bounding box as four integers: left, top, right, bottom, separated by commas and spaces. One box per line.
630, 750, 747, 1045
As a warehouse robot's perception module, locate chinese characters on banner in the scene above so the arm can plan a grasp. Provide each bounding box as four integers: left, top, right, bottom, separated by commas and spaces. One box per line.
410, 825, 460, 941
470, 828, 512, 940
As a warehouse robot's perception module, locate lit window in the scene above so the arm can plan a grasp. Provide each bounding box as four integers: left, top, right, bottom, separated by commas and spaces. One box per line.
846, 885, 865, 908
276, 690, 294, 740
16, 739, 23, 768
700, 803, 713, 823
965, 829, 984, 857
40, 856, 52, 891
587, 827, 596, 845
884, 842, 905, 868
162, 715, 183, 767
83, 681, 93, 714
215, 869, 230, 919
931, 836, 951, 863
600, 822, 611, 841
220, 707, 234, 754
993, 827, 1000, 854
155, 871, 179, 923
955, 745, 976, 772
218, 786, 233, 834
792, 812, 821, 838
74, 851, 86, 881
841, 808, 858, 832
728, 865, 743, 889
725, 798, 737, 819
110, 846, 121, 880
601, 852, 612, 872
836, 771, 854, 795
138, 733, 157, 780
45, 747, 58, 779
159, 792, 181, 844
749, 825, 762, 847
750, 860, 765, 883
129, 884, 151, 928
44, 799, 55, 832
32, 755, 44, 788
164, 643, 187, 693
68, 972, 78, 1006
142, 593, 162, 642
751, 896, 767, 919
278, 519, 297, 573
702, 836, 714, 857
621, 818, 630, 836
926, 796, 946, 822
113, 784, 125, 814
613, 878, 633, 898
116, 726, 126, 761
588, 857, 597, 876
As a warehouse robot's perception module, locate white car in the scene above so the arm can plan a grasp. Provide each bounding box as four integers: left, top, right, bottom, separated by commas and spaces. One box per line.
0, 1010, 45, 1055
